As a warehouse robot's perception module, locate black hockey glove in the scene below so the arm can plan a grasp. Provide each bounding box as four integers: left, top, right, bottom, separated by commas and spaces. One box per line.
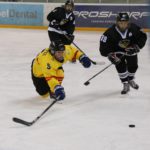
66, 34, 74, 44
108, 53, 121, 65
50, 20, 60, 27
125, 44, 140, 55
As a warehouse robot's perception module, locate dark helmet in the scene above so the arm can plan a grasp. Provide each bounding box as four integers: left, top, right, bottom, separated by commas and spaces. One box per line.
49, 41, 65, 55
65, 0, 74, 13
65, 0, 74, 7
116, 12, 129, 22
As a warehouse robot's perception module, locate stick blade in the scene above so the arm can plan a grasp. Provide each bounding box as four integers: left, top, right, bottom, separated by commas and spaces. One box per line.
91, 61, 96, 65
13, 117, 33, 126
84, 81, 90, 86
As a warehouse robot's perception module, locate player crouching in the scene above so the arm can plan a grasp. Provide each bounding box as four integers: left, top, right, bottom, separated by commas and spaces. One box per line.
31, 41, 91, 101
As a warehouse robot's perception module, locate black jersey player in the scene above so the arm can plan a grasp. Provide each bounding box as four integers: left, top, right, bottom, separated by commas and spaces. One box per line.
47, 0, 75, 45
99, 12, 147, 94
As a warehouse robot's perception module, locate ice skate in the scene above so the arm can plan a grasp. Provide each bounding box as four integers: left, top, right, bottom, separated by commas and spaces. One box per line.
128, 80, 139, 89
121, 82, 130, 94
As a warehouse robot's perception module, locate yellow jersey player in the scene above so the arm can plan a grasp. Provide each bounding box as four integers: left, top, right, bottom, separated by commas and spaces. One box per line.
31, 41, 91, 101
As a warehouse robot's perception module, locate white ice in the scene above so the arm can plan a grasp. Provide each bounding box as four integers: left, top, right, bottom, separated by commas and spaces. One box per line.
0, 28, 150, 150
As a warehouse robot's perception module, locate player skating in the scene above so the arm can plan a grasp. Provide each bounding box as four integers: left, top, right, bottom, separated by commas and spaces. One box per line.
99, 12, 147, 94
47, 0, 75, 45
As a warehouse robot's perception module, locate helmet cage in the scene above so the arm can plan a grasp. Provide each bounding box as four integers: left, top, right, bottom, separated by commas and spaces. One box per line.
50, 41, 65, 55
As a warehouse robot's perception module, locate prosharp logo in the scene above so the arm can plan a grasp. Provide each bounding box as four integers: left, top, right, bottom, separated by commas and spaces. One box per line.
74, 11, 150, 20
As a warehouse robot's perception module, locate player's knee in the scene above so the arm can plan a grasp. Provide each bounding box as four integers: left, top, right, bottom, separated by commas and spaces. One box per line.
36, 88, 49, 96
128, 65, 138, 72
31, 75, 50, 97
41, 92, 49, 98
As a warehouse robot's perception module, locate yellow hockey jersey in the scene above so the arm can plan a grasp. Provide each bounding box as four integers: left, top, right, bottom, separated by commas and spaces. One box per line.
32, 45, 83, 92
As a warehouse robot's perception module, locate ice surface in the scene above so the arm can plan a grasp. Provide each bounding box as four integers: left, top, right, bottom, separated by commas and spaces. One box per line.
0, 28, 150, 150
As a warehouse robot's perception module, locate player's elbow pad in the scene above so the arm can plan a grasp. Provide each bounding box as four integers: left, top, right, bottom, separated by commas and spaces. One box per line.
99, 46, 109, 57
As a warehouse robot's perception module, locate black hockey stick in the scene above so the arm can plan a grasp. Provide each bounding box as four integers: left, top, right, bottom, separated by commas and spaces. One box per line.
84, 63, 113, 86
71, 41, 103, 65
12, 99, 57, 126
61, 32, 105, 65
84, 52, 126, 85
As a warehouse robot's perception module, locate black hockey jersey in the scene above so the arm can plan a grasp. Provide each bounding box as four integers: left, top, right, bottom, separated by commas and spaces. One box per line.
47, 6, 75, 35
99, 23, 147, 57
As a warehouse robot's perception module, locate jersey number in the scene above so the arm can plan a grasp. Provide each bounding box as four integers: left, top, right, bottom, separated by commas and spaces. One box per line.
100, 35, 107, 43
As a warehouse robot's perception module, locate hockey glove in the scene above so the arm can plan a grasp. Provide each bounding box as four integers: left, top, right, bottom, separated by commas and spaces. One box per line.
54, 85, 65, 101
50, 20, 60, 27
66, 34, 74, 44
125, 44, 140, 55
79, 55, 91, 68
108, 53, 121, 65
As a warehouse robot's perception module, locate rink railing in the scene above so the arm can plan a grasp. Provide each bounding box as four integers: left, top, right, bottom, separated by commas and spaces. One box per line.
0, 2, 150, 32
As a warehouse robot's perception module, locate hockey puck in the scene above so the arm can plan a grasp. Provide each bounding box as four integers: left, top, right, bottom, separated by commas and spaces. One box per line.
129, 124, 135, 128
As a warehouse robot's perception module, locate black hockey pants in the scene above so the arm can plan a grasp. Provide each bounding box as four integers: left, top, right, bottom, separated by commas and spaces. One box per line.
115, 55, 138, 83
31, 60, 50, 96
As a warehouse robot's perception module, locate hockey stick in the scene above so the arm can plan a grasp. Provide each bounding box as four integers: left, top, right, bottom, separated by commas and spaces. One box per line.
84, 52, 127, 86
59, 31, 105, 65
84, 63, 113, 86
71, 41, 105, 65
12, 99, 57, 126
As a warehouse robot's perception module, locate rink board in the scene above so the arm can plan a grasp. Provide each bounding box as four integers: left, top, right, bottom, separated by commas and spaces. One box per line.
0, 2, 149, 31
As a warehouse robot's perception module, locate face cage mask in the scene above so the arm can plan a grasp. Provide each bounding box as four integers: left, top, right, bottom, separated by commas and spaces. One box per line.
65, 4, 74, 13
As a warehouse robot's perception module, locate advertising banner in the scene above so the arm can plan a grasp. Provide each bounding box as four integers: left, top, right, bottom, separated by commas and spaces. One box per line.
74, 5, 150, 29
0, 3, 43, 26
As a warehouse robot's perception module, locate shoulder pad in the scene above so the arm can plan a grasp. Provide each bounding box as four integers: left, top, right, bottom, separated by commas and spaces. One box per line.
130, 23, 141, 30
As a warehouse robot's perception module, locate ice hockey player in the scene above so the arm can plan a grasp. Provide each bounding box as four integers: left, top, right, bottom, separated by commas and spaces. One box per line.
47, 0, 75, 45
31, 40, 91, 101
99, 12, 147, 94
